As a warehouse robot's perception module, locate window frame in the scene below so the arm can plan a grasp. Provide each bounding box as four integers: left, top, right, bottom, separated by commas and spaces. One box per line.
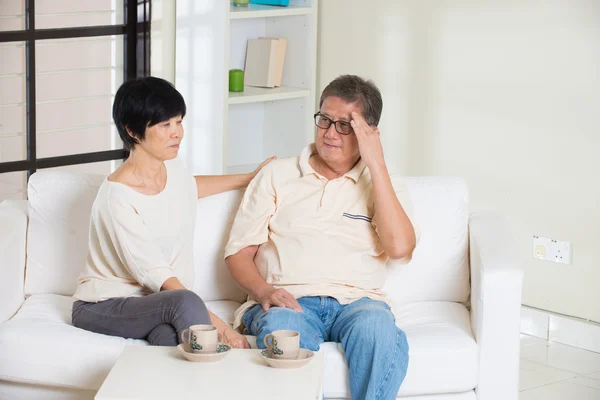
0, 0, 151, 176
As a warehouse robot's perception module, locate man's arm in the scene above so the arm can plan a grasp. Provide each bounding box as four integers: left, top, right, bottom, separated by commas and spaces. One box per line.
226, 246, 302, 312
194, 157, 275, 199
223, 161, 302, 312
370, 163, 416, 261
351, 111, 416, 261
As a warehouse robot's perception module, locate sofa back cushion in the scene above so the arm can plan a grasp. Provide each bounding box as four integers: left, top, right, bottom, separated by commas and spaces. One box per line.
192, 190, 247, 302
24, 171, 248, 301
25, 171, 105, 296
384, 177, 470, 307
24, 171, 469, 306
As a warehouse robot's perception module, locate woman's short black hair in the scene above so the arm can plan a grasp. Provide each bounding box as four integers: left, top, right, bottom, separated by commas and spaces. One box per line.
112, 77, 186, 151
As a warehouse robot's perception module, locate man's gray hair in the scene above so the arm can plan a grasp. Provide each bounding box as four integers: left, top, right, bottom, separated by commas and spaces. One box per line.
319, 75, 383, 126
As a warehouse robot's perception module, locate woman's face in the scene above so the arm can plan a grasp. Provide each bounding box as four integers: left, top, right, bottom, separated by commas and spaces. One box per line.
134, 115, 183, 160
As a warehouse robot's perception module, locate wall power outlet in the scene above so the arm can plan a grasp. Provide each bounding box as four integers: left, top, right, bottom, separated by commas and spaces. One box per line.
532, 235, 572, 265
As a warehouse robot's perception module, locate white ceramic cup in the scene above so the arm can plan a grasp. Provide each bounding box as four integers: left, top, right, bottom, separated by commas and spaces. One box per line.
181, 324, 218, 354
264, 330, 300, 360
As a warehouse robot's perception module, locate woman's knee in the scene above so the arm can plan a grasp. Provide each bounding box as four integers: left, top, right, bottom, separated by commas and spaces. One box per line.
163, 289, 204, 308
147, 324, 178, 346
164, 290, 210, 325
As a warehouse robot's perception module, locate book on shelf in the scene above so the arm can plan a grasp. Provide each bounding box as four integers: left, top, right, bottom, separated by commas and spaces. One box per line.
244, 37, 287, 88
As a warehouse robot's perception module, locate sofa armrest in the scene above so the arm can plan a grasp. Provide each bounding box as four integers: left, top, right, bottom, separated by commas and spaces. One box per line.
0, 200, 28, 323
469, 211, 523, 400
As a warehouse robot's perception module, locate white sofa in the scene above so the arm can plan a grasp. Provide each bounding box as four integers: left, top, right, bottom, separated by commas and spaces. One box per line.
0, 170, 523, 400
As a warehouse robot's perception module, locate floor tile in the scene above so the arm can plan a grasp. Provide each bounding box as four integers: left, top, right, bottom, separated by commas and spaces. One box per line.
520, 381, 600, 400
520, 342, 600, 375
519, 359, 577, 391
520, 343, 550, 365
521, 334, 548, 347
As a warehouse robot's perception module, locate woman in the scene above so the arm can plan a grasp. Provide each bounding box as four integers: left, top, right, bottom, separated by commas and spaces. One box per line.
72, 77, 271, 348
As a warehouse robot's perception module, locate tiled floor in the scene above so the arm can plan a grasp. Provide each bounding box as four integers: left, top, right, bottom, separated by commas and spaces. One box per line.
520, 334, 600, 399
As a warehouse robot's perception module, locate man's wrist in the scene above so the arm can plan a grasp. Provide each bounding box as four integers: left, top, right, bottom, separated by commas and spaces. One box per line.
367, 159, 388, 176
253, 282, 273, 301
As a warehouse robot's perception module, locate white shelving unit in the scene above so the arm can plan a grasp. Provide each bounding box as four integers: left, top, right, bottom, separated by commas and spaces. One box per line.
175, 0, 318, 175
229, 3, 313, 19
228, 86, 310, 105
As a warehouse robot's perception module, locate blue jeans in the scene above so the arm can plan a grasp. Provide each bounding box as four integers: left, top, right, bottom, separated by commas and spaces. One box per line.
243, 296, 409, 400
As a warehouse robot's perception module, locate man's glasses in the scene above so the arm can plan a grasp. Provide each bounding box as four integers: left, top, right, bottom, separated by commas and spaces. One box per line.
313, 113, 353, 135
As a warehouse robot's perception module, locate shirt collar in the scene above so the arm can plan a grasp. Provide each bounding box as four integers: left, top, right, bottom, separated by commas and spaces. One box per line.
298, 143, 367, 183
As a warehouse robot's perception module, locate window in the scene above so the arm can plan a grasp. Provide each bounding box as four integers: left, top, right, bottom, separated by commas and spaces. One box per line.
0, 0, 150, 201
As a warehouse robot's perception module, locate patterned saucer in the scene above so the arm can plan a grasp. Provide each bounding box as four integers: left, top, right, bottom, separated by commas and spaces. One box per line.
177, 343, 231, 363
259, 348, 315, 369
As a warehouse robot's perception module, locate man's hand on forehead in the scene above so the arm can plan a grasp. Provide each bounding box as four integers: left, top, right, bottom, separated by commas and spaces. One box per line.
351, 111, 385, 169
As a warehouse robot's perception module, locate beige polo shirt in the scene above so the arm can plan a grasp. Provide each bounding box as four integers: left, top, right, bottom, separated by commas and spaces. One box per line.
224, 144, 417, 331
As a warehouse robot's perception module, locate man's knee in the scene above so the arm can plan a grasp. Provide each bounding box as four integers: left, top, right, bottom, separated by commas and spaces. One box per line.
348, 308, 398, 344
253, 307, 305, 332
245, 306, 321, 350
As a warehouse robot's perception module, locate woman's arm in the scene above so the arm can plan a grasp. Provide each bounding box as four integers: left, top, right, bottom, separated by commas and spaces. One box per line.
194, 157, 275, 199
161, 277, 250, 349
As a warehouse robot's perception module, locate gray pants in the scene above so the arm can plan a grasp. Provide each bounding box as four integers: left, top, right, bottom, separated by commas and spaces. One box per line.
72, 290, 211, 346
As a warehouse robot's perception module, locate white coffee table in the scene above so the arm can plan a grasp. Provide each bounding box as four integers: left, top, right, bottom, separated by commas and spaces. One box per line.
95, 346, 324, 400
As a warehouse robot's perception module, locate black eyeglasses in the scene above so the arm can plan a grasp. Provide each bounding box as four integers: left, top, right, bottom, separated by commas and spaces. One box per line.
314, 113, 353, 135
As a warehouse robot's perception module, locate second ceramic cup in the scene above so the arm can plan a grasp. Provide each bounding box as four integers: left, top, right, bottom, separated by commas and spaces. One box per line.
264, 330, 300, 359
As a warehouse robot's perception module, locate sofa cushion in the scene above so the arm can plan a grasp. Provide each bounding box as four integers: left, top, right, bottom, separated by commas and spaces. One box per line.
193, 176, 470, 306
0, 295, 477, 397
385, 177, 470, 307
193, 189, 247, 303
323, 301, 478, 398
25, 172, 106, 296
24, 171, 470, 306
0, 294, 241, 390
23, 171, 249, 303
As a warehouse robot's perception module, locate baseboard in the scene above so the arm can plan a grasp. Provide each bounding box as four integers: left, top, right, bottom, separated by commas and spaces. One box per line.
521, 305, 600, 353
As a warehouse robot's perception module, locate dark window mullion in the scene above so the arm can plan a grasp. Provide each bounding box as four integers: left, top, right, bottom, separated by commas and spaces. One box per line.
36, 150, 128, 170
144, 1, 151, 76
34, 25, 127, 40
0, 160, 33, 175
25, 0, 36, 177
0, 26, 126, 43
126, 0, 138, 80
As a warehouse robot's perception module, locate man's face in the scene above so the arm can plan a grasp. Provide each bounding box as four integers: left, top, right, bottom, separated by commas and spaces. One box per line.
315, 96, 361, 167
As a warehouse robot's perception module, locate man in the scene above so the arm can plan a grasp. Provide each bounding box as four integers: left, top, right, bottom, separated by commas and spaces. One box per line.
225, 75, 417, 400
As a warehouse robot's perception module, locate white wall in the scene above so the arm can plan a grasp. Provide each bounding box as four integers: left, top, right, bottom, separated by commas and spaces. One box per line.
151, 0, 176, 83
174, 0, 227, 175
318, 0, 600, 322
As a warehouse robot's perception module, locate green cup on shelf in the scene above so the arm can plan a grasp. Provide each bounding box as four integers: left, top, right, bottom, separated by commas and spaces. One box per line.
233, 0, 250, 7
229, 69, 244, 92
